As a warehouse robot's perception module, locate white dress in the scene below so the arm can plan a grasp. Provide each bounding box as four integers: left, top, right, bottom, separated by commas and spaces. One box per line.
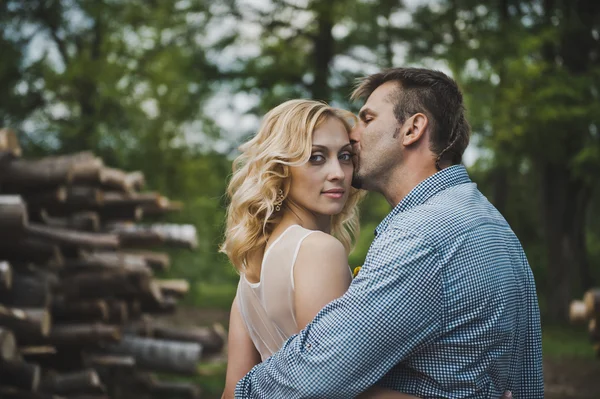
236, 225, 317, 361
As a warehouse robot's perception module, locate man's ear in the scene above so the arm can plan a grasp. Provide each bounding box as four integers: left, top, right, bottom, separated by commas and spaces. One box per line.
401, 113, 429, 146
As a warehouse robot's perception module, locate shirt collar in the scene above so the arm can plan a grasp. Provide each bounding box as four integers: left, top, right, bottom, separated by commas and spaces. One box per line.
375, 165, 471, 236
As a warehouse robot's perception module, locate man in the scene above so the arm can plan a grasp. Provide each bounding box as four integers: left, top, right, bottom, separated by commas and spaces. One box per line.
234, 68, 543, 398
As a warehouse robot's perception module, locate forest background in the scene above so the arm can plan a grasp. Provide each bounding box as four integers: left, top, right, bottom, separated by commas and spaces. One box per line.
2, 0, 600, 396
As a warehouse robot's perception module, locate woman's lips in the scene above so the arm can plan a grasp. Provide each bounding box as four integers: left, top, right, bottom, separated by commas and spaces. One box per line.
322, 189, 345, 199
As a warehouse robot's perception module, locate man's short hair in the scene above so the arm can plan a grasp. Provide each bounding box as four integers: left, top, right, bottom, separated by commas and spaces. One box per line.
352, 67, 470, 168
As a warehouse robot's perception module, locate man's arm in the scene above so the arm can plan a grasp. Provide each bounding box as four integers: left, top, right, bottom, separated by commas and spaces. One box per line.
518, 262, 544, 398
235, 229, 444, 398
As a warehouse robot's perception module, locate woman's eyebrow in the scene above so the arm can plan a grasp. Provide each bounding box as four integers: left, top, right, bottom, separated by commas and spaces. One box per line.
312, 143, 353, 151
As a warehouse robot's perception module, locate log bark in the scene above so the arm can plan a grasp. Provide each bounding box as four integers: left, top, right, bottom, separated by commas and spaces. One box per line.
106, 301, 128, 324
155, 279, 189, 298
59, 271, 151, 299
143, 295, 177, 315
0, 239, 63, 268
21, 187, 67, 208
106, 336, 202, 375
65, 186, 104, 207
19, 346, 56, 356
63, 251, 150, 275
47, 323, 121, 346
0, 274, 51, 308
40, 369, 105, 395
51, 299, 109, 323
83, 354, 135, 369
0, 359, 41, 391
126, 300, 142, 320
107, 223, 197, 249
24, 223, 119, 250
116, 230, 164, 248
125, 171, 145, 192
96, 205, 143, 223
0, 260, 13, 292
0, 387, 63, 399
0, 306, 51, 339
151, 324, 225, 355
39, 210, 100, 232
99, 167, 130, 192
0, 195, 28, 235
102, 191, 160, 207
123, 250, 170, 272
67, 159, 105, 186
0, 326, 19, 362
22, 348, 83, 372
140, 197, 183, 216
0, 153, 101, 188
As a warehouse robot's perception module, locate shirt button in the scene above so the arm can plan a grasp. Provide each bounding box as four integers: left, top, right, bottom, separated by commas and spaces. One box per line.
306, 343, 312, 350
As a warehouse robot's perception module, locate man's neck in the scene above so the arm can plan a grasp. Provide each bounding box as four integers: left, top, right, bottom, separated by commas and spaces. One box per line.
381, 161, 439, 207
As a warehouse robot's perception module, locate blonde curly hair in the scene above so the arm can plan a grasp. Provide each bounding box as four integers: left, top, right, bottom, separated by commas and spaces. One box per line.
220, 99, 364, 281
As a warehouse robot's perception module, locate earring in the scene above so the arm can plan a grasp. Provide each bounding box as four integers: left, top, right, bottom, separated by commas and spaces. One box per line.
274, 189, 284, 212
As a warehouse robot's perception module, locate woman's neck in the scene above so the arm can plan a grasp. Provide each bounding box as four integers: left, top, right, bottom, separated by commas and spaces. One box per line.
278, 204, 331, 233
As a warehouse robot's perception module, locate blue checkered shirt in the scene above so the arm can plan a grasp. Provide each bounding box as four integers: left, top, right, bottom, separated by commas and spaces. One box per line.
235, 165, 543, 398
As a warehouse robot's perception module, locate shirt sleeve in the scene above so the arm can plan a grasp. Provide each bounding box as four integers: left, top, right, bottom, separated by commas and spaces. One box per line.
235, 228, 444, 399
520, 264, 544, 397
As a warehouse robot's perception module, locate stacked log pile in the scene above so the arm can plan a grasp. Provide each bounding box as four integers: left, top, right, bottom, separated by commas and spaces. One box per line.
570, 288, 600, 357
0, 129, 225, 399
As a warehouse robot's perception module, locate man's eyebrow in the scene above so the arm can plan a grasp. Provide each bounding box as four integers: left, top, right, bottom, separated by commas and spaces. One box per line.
358, 108, 375, 121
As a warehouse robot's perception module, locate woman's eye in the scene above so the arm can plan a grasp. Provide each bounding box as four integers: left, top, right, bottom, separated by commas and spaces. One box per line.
309, 154, 325, 163
339, 153, 353, 162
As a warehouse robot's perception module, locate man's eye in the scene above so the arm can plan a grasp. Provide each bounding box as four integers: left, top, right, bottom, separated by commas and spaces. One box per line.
309, 154, 325, 162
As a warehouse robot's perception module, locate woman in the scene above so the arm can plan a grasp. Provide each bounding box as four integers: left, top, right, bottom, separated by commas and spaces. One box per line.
220, 100, 416, 399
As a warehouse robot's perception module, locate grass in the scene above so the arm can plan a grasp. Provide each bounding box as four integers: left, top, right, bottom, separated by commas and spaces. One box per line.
542, 323, 596, 360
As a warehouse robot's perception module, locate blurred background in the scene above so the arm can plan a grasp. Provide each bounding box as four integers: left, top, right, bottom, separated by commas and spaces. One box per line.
1, 0, 599, 397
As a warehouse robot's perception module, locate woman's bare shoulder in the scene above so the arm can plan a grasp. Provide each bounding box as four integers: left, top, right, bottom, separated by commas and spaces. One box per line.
294, 231, 349, 275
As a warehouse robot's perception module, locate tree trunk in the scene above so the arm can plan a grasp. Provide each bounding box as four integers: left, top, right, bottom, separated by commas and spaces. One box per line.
310, 1, 334, 101
540, 163, 592, 322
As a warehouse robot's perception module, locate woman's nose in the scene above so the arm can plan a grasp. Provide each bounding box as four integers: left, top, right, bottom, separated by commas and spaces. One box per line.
328, 160, 345, 181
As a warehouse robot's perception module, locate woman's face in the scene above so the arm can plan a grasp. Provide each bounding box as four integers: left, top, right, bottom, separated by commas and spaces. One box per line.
287, 117, 354, 217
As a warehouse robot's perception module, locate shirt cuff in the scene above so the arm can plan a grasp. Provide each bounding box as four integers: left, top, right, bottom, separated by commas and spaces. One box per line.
234, 372, 252, 399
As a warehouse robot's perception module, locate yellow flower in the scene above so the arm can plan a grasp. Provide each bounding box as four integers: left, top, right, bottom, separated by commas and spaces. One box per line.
353, 266, 362, 278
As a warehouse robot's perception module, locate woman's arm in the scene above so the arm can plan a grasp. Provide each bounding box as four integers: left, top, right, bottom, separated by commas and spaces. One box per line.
293, 232, 352, 329
293, 233, 418, 399
221, 296, 261, 399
